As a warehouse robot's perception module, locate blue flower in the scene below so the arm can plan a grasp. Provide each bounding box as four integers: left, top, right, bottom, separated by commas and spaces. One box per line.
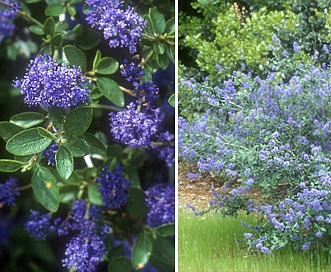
316, 231, 324, 238
145, 183, 175, 227
135, 81, 160, 104
13, 54, 91, 109
62, 228, 105, 272
109, 103, 161, 148
25, 210, 57, 240
187, 172, 199, 179
244, 232, 253, 239
42, 141, 58, 166
84, 0, 146, 54
0, 1, 19, 42
96, 165, 131, 210
152, 131, 175, 167
0, 177, 20, 206
302, 242, 311, 250
120, 57, 144, 86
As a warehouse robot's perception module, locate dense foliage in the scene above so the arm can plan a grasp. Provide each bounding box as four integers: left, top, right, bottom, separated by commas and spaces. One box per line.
179, 0, 331, 83
0, 0, 175, 271
180, 0, 331, 258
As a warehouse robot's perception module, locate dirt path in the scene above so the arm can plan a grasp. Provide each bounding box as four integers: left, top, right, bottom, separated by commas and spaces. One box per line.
178, 161, 218, 211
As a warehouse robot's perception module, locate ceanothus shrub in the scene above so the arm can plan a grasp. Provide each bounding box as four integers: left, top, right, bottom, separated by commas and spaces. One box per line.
179, 39, 331, 255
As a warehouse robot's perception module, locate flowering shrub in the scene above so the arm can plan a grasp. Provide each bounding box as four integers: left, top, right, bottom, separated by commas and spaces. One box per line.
179, 39, 331, 254
0, 0, 174, 271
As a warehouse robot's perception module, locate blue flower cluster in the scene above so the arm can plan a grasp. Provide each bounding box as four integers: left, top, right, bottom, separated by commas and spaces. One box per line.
180, 42, 331, 253
25, 210, 57, 240
62, 201, 107, 272
0, 0, 19, 42
0, 177, 20, 206
84, 0, 146, 54
41, 141, 58, 166
24, 200, 109, 271
121, 57, 160, 104
13, 54, 91, 109
120, 57, 145, 86
109, 103, 161, 148
145, 183, 175, 227
96, 165, 131, 209
243, 179, 331, 253
152, 131, 175, 167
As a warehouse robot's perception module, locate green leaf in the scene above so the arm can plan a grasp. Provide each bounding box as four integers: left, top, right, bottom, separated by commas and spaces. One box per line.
165, 17, 175, 34
44, 17, 55, 37
149, 8, 166, 34
6, 128, 52, 156
56, 146, 73, 179
97, 77, 124, 107
64, 136, 89, 157
88, 183, 104, 206
155, 223, 175, 237
52, 33, 63, 47
132, 232, 154, 270
45, 3, 66, 16
10, 112, 45, 129
74, 132, 106, 155
124, 167, 140, 188
64, 106, 92, 136
37, 127, 56, 139
107, 257, 132, 272
67, 6, 76, 17
89, 88, 103, 101
168, 94, 175, 107
126, 187, 148, 219
77, 29, 101, 50
156, 52, 170, 70
0, 159, 25, 172
63, 45, 87, 71
96, 57, 119, 75
29, 25, 45, 36
48, 107, 65, 125
153, 42, 165, 55
143, 14, 154, 36
0, 122, 23, 141
32, 167, 60, 212
149, 236, 174, 272
93, 50, 102, 71
165, 44, 174, 62
39, 44, 52, 56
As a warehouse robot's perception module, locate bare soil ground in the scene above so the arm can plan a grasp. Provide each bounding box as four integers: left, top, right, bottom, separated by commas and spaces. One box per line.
178, 161, 219, 211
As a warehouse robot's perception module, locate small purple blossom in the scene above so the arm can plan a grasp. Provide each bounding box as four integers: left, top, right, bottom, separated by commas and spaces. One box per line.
187, 172, 199, 179
84, 0, 146, 54
13, 54, 91, 109
0, 177, 20, 206
96, 165, 131, 210
145, 183, 175, 227
109, 103, 161, 148
302, 242, 311, 250
316, 231, 324, 238
244, 232, 253, 239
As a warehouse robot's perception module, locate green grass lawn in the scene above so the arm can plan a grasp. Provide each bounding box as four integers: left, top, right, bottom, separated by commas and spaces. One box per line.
178, 210, 331, 272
